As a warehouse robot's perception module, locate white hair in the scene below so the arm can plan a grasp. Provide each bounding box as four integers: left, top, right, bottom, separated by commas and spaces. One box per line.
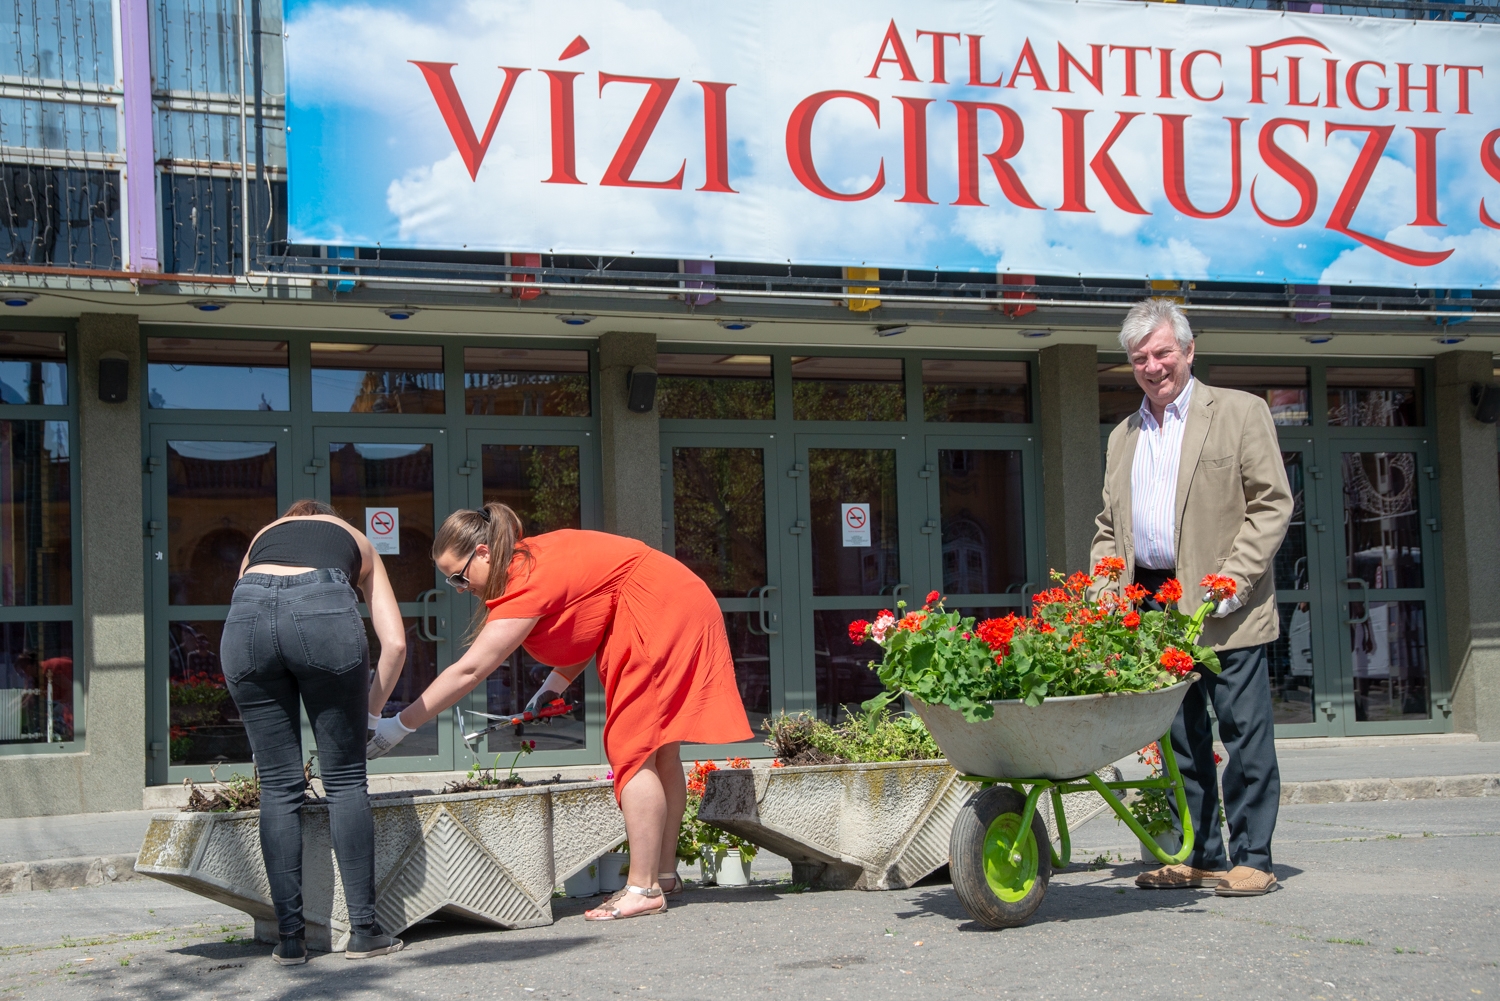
1119, 298, 1194, 353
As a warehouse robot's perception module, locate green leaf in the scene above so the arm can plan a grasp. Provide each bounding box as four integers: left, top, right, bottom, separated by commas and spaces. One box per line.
1194, 646, 1222, 675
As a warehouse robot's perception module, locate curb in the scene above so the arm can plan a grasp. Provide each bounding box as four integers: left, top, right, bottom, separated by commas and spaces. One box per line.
1280, 773, 1500, 805
0, 854, 139, 895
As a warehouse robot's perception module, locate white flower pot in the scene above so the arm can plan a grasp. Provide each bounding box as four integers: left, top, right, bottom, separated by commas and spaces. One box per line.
563, 862, 599, 897
717, 848, 751, 886
599, 850, 630, 892
1140, 831, 1182, 863
698, 850, 721, 886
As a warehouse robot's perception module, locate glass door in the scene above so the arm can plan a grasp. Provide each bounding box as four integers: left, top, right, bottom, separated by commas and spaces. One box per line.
461, 430, 601, 766
919, 435, 1041, 623
310, 426, 453, 771
1332, 444, 1446, 734
1266, 441, 1338, 737
147, 426, 293, 782
662, 431, 783, 746
792, 434, 921, 721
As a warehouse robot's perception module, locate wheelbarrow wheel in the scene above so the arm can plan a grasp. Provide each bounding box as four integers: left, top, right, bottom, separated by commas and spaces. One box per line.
949, 786, 1051, 929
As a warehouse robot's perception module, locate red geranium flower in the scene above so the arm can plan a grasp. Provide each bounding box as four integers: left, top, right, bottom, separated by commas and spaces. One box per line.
847, 619, 870, 645
1159, 646, 1195, 675
924, 590, 942, 607
896, 612, 928, 633
1155, 578, 1184, 604
1093, 556, 1126, 581
1032, 587, 1068, 609
1122, 610, 1141, 629
1200, 574, 1238, 602
1124, 583, 1151, 604
1065, 571, 1094, 593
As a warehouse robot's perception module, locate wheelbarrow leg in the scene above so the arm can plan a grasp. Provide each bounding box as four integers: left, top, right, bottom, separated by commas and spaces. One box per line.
1048, 786, 1071, 869
1083, 731, 1196, 867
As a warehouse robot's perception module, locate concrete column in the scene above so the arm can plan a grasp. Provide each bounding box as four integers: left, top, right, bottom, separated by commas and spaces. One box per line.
1434, 351, 1500, 740
0, 314, 147, 817
1037, 343, 1103, 577
597, 331, 662, 548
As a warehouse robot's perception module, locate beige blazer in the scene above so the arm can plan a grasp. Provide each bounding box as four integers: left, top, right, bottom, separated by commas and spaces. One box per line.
1090, 379, 1294, 651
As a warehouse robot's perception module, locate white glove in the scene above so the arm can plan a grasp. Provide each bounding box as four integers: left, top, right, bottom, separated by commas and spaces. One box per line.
1209, 594, 1243, 619
525, 671, 571, 714
368, 712, 382, 731
367, 712, 416, 759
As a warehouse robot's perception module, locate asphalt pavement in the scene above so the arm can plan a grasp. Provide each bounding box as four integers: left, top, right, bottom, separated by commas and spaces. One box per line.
0, 797, 1494, 1001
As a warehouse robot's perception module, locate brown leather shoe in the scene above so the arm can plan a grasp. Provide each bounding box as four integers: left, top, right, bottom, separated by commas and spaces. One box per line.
1135, 864, 1229, 889
1214, 866, 1278, 896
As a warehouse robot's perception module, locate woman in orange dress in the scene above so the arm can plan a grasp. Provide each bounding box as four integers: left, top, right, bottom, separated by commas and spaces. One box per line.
366, 503, 752, 920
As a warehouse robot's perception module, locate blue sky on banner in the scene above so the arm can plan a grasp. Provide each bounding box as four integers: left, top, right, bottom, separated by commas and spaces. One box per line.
284, 0, 1500, 287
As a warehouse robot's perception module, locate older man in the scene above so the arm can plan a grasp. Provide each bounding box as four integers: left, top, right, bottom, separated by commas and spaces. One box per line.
1092, 298, 1293, 897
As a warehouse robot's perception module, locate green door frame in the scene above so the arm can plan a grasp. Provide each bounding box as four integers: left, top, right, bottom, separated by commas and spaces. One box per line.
142, 326, 604, 784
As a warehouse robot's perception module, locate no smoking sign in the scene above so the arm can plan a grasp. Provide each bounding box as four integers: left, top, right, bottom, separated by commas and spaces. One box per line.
841, 503, 871, 548
366, 506, 400, 556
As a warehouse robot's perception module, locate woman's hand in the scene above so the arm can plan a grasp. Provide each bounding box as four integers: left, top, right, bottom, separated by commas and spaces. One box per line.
367, 713, 415, 759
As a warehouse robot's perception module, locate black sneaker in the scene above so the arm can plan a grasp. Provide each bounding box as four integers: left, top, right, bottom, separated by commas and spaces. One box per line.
345, 927, 403, 960
272, 935, 307, 966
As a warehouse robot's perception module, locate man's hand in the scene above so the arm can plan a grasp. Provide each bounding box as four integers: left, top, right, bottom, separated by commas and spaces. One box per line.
1209, 593, 1244, 619
525, 670, 570, 715
367, 713, 416, 759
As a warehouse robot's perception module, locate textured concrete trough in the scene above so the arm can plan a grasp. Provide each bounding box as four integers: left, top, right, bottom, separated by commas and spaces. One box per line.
136, 781, 622, 952
697, 760, 1117, 890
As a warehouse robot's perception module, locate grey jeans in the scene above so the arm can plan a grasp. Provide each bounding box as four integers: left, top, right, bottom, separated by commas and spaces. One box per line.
222, 569, 378, 937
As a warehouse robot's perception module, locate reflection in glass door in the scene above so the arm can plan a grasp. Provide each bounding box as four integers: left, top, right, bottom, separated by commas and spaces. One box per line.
1338, 449, 1435, 727
795, 436, 912, 722
314, 430, 450, 768
1264, 446, 1333, 735
149, 430, 291, 777
922, 439, 1036, 626
468, 435, 594, 757
663, 434, 778, 739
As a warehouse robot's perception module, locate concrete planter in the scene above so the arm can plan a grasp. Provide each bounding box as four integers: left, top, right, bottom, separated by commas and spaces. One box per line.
136, 780, 622, 952
697, 760, 1117, 890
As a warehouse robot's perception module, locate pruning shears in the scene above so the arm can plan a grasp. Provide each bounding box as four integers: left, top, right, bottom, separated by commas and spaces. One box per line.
453, 699, 576, 753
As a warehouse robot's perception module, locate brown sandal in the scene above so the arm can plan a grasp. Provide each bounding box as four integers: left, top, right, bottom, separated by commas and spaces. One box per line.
657, 872, 683, 897
583, 884, 668, 921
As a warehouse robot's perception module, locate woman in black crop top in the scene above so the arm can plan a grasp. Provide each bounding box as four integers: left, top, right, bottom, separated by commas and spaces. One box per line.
221, 499, 406, 964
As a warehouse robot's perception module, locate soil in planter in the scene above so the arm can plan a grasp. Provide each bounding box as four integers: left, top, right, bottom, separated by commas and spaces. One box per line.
179, 757, 326, 812
763, 709, 941, 765
441, 771, 589, 794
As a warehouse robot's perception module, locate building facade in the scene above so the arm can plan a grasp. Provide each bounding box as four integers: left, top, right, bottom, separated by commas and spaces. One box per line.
1, 0, 1497, 817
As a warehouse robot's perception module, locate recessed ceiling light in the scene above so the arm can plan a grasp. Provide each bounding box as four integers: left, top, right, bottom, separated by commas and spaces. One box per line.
191, 300, 228, 312
381, 306, 417, 320
1302, 334, 1335, 344
875, 324, 908, 337
1432, 333, 1468, 345
557, 314, 594, 326
2, 293, 34, 308
716, 319, 755, 331
1019, 329, 1051, 338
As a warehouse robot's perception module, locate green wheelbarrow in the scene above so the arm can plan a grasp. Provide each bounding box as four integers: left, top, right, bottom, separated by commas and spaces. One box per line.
910, 675, 1199, 929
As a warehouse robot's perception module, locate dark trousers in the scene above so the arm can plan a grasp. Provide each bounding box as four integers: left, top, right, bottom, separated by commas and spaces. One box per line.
221, 569, 379, 937
1135, 567, 1281, 872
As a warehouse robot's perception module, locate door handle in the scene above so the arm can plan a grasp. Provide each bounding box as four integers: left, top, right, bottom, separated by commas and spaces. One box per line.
1342, 577, 1369, 625
1020, 581, 1036, 611
889, 583, 909, 603
416, 589, 445, 642
751, 585, 779, 636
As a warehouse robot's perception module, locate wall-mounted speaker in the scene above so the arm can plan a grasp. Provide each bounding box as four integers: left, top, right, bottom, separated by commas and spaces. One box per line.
1472, 384, 1500, 424
627, 365, 658, 414
98, 355, 129, 404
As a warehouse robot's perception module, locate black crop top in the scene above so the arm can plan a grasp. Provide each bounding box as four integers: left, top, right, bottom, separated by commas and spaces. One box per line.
245, 520, 362, 581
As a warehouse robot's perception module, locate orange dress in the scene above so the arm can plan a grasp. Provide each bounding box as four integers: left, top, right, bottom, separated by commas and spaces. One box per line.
485, 530, 752, 800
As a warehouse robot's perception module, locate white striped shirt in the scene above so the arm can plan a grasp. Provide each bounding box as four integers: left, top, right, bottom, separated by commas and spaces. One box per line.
1131, 380, 1194, 571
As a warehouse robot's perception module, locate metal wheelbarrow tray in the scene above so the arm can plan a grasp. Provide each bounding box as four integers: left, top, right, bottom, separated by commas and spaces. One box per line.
910, 675, 1199, 929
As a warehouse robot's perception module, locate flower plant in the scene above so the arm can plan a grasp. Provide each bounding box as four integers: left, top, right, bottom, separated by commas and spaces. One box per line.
852, 564, 1235, 722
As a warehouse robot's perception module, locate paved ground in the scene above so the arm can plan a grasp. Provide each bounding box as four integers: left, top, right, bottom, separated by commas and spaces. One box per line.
0, 798, 1494, 1001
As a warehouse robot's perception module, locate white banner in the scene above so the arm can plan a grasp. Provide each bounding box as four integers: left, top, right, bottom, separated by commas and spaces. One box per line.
285, 0, 1500, 286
